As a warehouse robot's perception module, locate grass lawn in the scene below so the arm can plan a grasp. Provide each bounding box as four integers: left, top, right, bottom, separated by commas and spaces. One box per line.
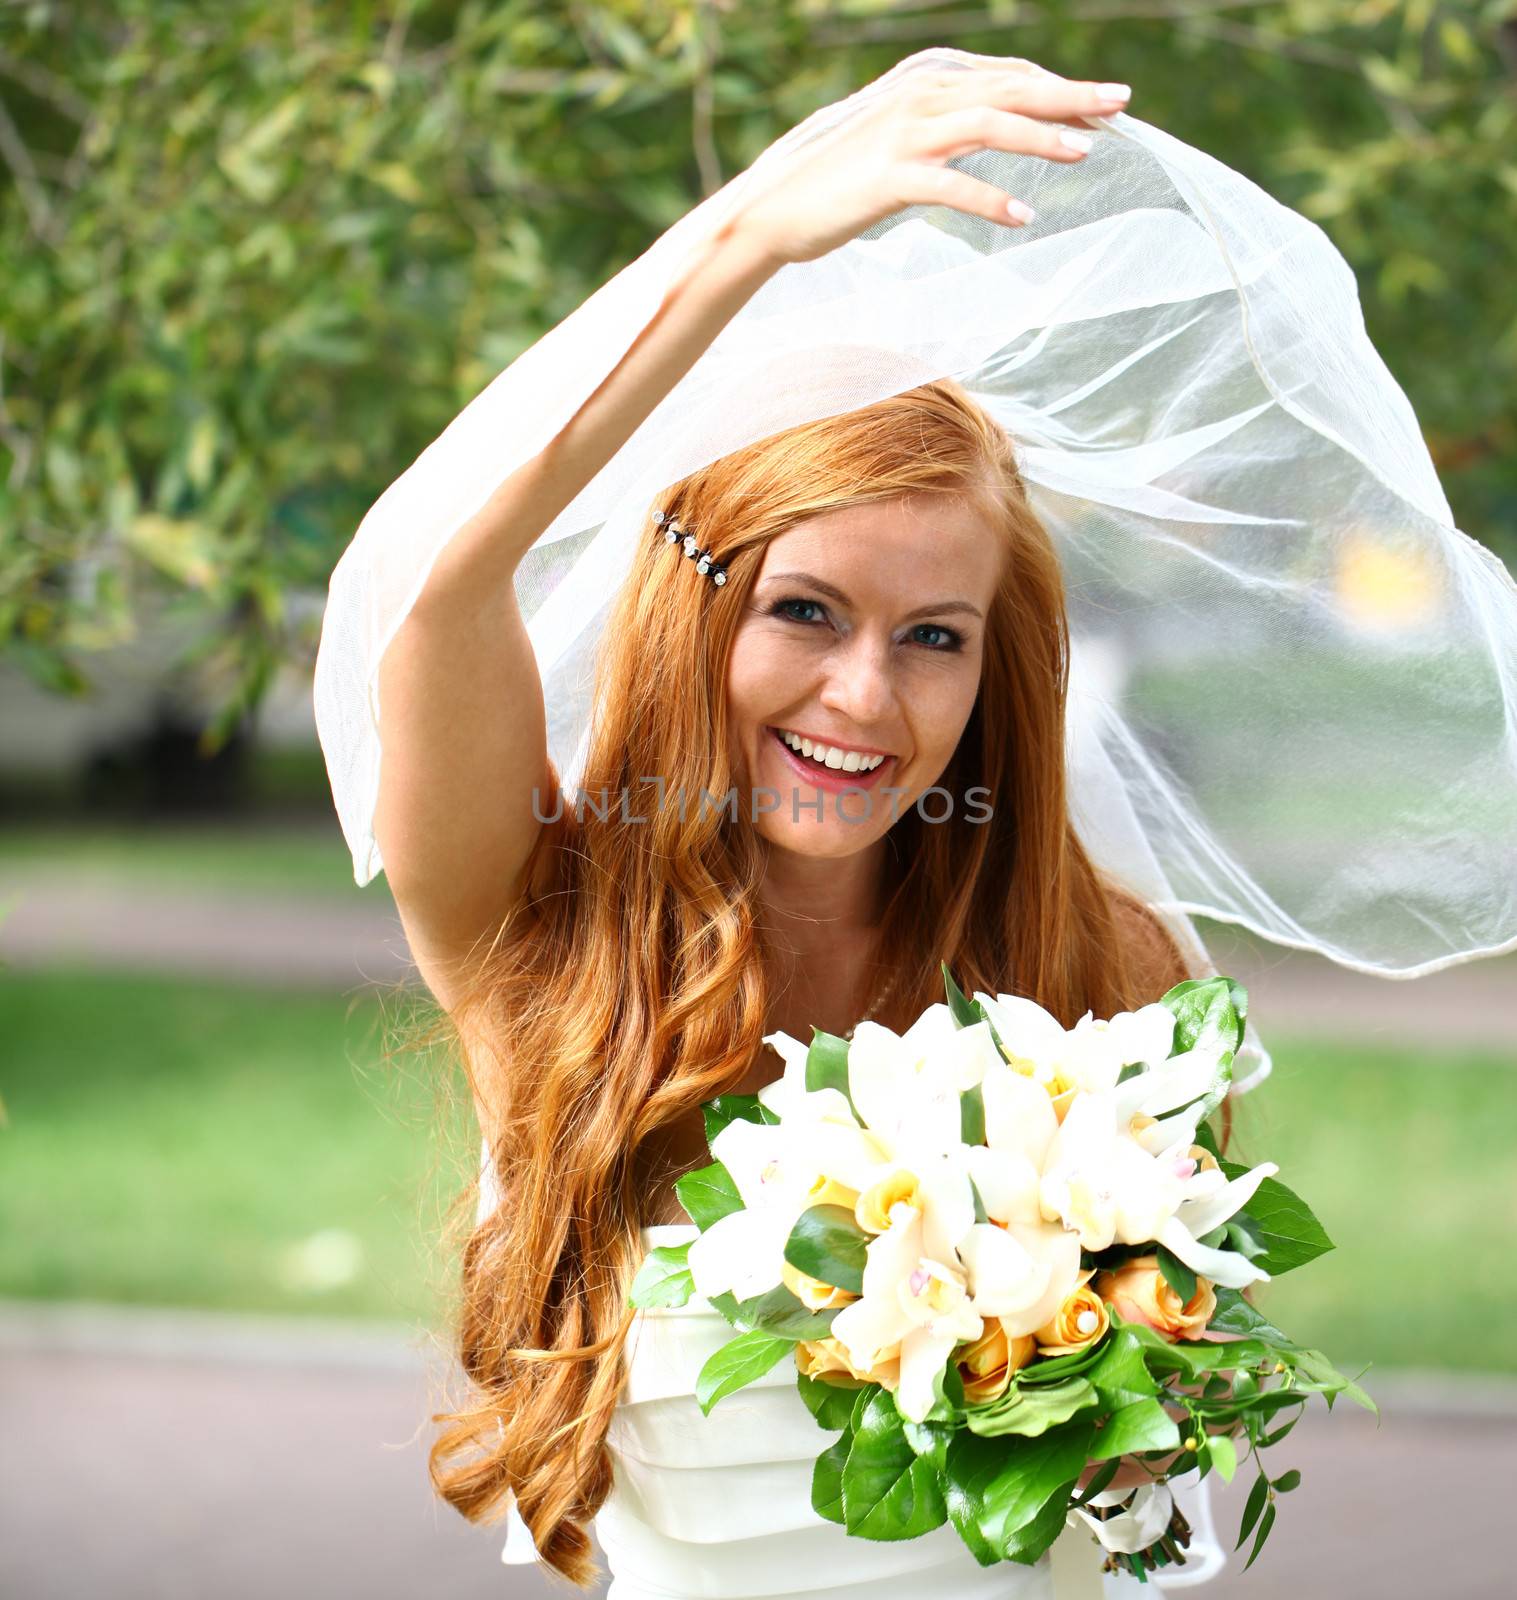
0, 820, 380, 901
0, 968, 461, 1324
1, 966, 1512, 1375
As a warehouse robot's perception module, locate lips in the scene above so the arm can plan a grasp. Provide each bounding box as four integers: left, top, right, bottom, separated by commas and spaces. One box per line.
765, 725, 897, 793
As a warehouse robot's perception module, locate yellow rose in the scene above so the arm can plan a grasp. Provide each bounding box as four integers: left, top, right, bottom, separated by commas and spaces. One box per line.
780, 1257, 859, 1311
954, 1319, 1039, 1404
795, 1336, 900, 1390
1033, 1269, 1109, 1356
1095, 1256, 1217, 1342
854, 1169, 921, 1233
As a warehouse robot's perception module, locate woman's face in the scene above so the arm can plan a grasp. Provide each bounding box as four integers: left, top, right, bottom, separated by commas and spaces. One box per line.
725, 492, 1004, 859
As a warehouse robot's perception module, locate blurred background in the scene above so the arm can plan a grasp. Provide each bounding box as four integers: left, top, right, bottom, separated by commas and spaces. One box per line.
1, 3, 1513, 1598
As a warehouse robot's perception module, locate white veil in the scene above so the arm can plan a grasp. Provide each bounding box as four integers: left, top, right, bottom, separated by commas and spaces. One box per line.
313, 46, 1517, 1095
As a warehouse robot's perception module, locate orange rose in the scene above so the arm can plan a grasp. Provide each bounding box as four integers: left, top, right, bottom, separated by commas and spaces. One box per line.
1034, 1270, 1110, 1356
795, 1336, 898, 1389
955, 1319, 1039, 1403
1095, 1256, 1216, 1341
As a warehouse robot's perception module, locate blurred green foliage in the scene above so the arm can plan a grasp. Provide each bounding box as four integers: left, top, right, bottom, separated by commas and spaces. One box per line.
2, 0, 1513, 744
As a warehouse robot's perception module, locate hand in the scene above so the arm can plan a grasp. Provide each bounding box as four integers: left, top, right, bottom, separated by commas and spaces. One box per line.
724, 57, 1133, 270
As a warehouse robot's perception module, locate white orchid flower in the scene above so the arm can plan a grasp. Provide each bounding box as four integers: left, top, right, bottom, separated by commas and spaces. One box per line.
829, 1199, 984, 1423
973, 990, 1177, 1096
848, 1010, 998, 1164
686, 1117, 819, 1302
1038, 1064, 1277, 1289
956, 1050, 1084, 1332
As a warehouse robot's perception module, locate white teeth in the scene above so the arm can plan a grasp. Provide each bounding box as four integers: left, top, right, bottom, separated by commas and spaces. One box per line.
777, 729, 885, 772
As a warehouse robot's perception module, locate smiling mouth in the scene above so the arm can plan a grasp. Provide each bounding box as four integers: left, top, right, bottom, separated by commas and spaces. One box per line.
765, 725, 898, 789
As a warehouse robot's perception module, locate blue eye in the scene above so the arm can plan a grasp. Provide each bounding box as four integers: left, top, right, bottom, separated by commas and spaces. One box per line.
910, 622, 964, 652
766, 598, 964, 653
772, 598, 825, 624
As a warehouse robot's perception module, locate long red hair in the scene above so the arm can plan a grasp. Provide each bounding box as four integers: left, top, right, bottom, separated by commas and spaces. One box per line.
423, 379, 1203, 1583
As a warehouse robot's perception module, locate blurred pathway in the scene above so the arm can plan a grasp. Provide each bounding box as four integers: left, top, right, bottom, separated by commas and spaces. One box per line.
1, 1298, 1511, 1600
1, 865, 1513, 1051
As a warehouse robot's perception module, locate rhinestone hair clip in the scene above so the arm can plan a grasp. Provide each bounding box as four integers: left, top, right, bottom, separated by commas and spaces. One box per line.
653, 508, 728, 587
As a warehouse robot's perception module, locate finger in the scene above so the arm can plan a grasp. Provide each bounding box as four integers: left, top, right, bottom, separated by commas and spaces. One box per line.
893, 162, 1042, 228
926, 68, 1131, 128
913, 103, 1105, 167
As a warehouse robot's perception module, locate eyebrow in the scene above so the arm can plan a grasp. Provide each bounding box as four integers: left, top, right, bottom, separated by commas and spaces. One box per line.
759, 571, 984, 623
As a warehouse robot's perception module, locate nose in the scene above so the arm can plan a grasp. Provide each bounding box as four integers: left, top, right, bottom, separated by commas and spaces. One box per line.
817, 630, 899, 732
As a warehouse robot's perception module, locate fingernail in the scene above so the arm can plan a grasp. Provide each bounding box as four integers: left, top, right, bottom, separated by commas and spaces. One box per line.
1097, 82, 1131, 103
1059, 130, 1094, 153
1005, 197, 1037, 224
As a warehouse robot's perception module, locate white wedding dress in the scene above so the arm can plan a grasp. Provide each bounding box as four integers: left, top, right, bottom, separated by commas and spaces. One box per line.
497, 1223, 1228, 1598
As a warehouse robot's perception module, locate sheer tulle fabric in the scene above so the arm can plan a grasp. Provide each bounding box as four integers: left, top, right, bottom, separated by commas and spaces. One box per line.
314, 46, 1517, 1082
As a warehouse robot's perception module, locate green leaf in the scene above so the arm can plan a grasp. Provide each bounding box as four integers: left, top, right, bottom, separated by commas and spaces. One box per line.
701, 1093, 778, 1145
1208, 1286, 1296, 1347
942, 1432, 1003, 1567
902, 1419, 952, 1473
1236, 1471, 1270, 1549
960, 1082, 986, 1146
964, 1376, 1099, 1439
675, 1161, 743, 1231
627, 1243, 694, 1309
942, 961, 979, 1027
978, 1420, 1096, 1564
1071, 1455, 1120, 1507
797, 1372, 867, 1432
1272, 1468, 1301, 1493
1243, 1500, 1277, 1571
806, 1028, 855, 1111
784, 1204, 869, 1295
1155, 1245, 1197, 1304
1161, 975, 1245, 1057
694, 1330, 794, 1415
1218, 1163, 1334, 1275
967, 1174, 989, 1226
731, 1283, 836, 1340
707, 1289, 743, 1328
1291, 1348, 1377, 1414
1207, 1432, 1238, 1483
840, 1389, 948, 1540
1084, 1326, 1159, 1410
811, 1430, 850, 1524
1225, 1217, 1268, 1260
1089, 1397, 1181, 1462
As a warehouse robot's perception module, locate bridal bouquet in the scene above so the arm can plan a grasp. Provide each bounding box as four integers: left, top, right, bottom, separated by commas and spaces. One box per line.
628, 969, 1374, 1580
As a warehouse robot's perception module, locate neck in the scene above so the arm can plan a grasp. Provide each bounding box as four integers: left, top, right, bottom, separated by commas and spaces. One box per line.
756, 835, 888, 945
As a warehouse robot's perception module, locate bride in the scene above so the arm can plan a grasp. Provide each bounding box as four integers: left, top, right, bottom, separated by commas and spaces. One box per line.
314, 41, 1516, 1600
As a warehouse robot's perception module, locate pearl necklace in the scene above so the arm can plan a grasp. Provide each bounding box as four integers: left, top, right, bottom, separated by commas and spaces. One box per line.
844, 966, 899, 1039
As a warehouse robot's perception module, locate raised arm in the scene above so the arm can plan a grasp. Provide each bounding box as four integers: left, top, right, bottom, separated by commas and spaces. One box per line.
371, 58, 1126, 1009
373, 220, 781, 1009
